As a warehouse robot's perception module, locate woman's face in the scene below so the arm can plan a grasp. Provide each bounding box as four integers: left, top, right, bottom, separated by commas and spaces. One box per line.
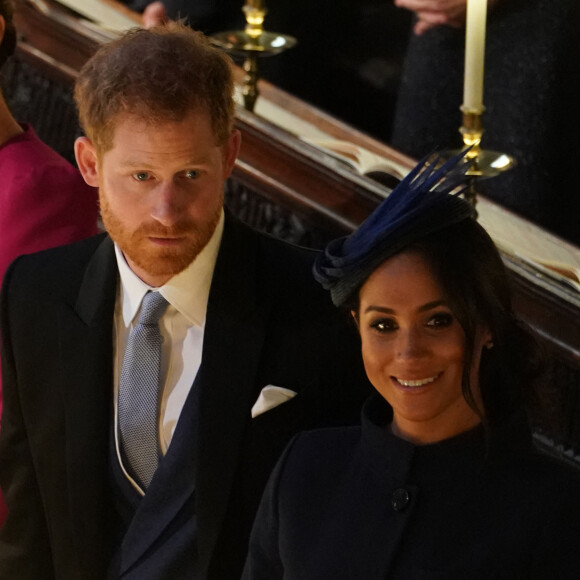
356, 251, 490, 444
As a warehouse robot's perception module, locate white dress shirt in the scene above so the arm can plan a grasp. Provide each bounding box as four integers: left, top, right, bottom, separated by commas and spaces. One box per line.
113, 212, 224, 493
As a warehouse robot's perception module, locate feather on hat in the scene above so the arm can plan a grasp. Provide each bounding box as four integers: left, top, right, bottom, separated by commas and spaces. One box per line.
313, 152, 476, 306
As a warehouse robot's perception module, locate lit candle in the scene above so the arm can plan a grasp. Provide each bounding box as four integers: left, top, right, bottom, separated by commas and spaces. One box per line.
246, 0, 265, 9
463, 0, 488, 112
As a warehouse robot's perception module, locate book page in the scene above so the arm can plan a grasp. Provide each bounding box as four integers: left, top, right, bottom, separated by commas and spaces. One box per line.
238, 87, 408, 180
476, 197, 580, 291
300, 138, 408, 181
54, 0, 140, 32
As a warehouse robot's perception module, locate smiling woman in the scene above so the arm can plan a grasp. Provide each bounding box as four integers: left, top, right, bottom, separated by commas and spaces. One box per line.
242, 155, 580, 579
356, 251, 487, 444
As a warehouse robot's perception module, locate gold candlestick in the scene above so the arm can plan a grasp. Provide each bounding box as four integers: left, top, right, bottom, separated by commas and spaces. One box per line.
443, 0, 514, 207
211, 1, 296, 112
458, 107, 515, 178
442, 107, 515, 208
460, 107, 484, 162
243, 1, 267, 38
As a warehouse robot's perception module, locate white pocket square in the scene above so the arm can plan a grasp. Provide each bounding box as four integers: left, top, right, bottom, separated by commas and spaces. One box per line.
251, 385, 297, 418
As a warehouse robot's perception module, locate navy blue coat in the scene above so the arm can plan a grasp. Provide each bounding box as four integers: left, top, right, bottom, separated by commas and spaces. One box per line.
244, 395, 580, 579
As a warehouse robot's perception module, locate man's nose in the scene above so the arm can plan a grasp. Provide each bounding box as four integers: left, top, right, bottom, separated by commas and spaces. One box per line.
150, 182, 182, 226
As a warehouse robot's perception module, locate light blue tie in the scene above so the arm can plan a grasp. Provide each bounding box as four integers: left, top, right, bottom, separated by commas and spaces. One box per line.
118, 291, 169, 489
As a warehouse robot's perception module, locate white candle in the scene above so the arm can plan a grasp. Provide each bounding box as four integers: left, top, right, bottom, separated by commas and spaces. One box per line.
463, 0, 488, 112
247, 0, 265, 9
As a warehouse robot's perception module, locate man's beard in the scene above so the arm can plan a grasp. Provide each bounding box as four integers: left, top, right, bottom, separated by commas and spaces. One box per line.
99, 192, 222, 282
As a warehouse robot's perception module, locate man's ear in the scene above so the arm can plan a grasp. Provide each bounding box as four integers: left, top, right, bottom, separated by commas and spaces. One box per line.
74, 137, 100, 187
221, 129, 241, 178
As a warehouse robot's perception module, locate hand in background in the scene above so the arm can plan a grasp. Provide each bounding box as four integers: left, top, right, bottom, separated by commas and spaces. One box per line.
394, 0, 500, 35
142, 1, 167, 28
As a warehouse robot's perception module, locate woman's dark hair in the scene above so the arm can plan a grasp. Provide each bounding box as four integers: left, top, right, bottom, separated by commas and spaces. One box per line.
351, 217, 542, 428
0, 0, 17, 70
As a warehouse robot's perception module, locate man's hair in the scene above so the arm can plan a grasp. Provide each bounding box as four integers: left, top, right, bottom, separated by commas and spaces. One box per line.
74, 22, 235, 152
0, 0, 17, 70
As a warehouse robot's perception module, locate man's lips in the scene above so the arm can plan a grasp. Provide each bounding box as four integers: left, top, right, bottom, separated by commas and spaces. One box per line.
148, 235, 186, 242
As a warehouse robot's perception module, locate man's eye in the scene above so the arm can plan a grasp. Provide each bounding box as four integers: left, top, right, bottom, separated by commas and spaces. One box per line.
184, 170, 200, 179
427, 313, 454, 328
133, 172, 150, 181
370, 318, 397, 333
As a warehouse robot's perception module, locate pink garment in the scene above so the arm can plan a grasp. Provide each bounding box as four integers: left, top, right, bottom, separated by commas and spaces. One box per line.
0, 124, 99, 525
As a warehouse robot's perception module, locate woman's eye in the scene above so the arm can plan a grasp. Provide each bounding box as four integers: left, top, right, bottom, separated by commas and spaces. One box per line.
132, 172, 150, 181
427, 312, 454, 328
184, 169, 200, 179
370, 318, 397, 333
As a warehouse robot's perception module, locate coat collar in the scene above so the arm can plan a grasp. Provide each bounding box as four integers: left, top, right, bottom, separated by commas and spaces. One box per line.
74, 234, 118, 326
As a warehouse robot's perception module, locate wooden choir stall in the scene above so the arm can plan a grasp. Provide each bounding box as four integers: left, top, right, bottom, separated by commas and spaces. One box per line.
4, 0, 580, 467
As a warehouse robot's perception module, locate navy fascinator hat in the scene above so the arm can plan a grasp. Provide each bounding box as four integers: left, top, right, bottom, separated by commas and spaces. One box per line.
313, 152, 476, 307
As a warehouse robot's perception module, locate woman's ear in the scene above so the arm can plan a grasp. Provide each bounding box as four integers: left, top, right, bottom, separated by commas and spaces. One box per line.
74, 137, 100, 187
479, 327, 494, 351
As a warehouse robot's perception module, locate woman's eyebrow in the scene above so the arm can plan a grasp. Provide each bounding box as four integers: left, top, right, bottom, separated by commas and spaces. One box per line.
417, 300, 446, 313
363, 305, 395, 315
363, 300, 446, 315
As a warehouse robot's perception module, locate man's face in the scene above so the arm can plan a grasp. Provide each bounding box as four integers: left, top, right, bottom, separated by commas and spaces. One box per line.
76, 110, 240, 287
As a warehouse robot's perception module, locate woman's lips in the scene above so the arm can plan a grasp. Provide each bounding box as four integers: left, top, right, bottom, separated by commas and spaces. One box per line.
392, 372, 443, 388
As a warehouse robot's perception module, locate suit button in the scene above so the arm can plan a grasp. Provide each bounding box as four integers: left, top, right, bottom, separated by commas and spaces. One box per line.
391, 488, 410, 512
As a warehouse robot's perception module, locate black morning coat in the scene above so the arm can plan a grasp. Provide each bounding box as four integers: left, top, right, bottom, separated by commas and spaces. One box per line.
0, 212, 371, 579
243, 395, 580, 580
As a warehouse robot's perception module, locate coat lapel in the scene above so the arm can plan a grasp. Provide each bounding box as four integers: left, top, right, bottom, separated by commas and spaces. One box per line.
195, 216, 271, 566
59, 235, 119, 567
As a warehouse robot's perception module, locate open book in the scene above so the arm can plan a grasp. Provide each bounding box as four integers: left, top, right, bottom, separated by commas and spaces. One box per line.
476, 200, 580, 294
301, 138, 408, 189
514, 254, 580, 293
50, 0, 140, 32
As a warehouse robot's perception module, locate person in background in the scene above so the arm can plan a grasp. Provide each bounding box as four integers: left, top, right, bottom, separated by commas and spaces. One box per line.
0, 0, 98, 527
0, 22, 369, 579
395, 0, 500, 35
242, 155, 580, 579
391, 0, 580, 245
128, 0, 411, 143
126, 0, 242, 31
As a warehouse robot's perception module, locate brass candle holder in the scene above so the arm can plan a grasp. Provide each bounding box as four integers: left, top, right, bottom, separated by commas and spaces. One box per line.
445, 107, 515, 208
211, 1, 296, 112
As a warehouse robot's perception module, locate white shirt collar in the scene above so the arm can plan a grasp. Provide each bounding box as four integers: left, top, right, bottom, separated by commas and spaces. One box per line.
115, 210, 224, 327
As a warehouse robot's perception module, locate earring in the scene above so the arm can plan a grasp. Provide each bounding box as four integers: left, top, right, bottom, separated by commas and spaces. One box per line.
485, 340, 494, 350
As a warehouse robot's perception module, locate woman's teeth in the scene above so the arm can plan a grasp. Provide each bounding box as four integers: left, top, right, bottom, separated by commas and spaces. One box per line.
396, 375, 439, 387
